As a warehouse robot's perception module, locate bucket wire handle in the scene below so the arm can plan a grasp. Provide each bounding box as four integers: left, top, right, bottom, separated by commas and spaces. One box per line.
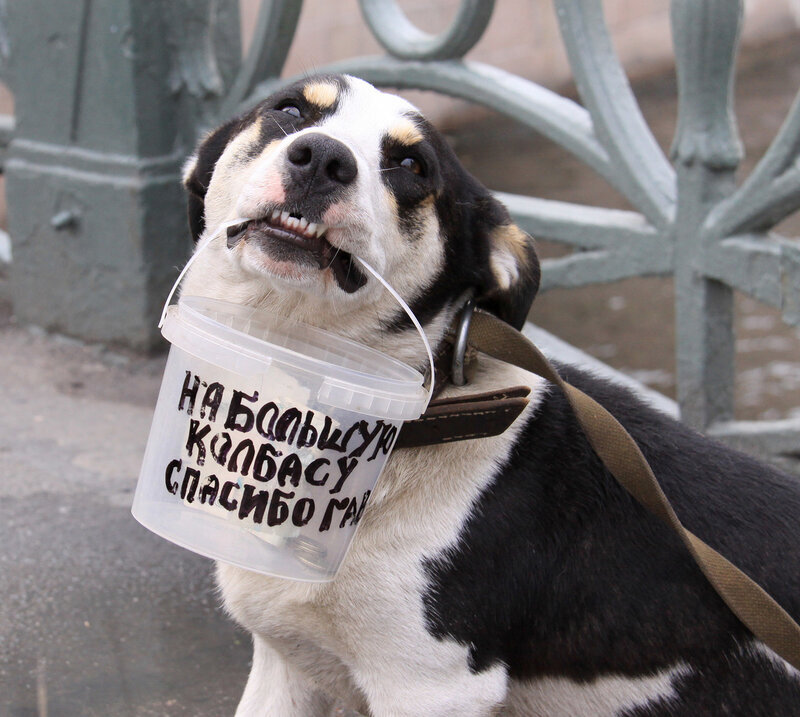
158, 218, 249, 329
355, 257, 435, 408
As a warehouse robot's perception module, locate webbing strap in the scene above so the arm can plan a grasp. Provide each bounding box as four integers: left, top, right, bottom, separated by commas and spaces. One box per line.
468, 309, 800, 670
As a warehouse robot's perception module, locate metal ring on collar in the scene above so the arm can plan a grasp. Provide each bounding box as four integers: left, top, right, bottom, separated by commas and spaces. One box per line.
452, 289, 476, 386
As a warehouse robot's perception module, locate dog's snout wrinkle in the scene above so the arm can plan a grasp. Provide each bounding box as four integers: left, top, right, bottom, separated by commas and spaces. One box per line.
286, 133, 358, 196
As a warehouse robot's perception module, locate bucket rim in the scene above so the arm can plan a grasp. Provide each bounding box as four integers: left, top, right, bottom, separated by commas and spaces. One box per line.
166, 295, 427, 400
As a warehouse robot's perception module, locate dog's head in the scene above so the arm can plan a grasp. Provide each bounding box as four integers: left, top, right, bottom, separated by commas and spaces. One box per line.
181, 74, 539, 366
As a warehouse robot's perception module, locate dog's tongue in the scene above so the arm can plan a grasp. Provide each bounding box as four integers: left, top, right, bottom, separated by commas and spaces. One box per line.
331, 253, 367, 293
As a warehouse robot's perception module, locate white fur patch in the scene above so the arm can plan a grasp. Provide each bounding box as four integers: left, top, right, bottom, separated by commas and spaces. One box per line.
489, 224, 529, 290
181, 77, 445, 373
219, 357, 548, 715
181, 153, 198, 184
490, 245, 521, 290
751, 641, 800, 680
505, 663, 691, 717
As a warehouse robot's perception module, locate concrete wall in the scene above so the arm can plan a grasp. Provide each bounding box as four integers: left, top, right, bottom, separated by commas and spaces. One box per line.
239, 0, 800, 125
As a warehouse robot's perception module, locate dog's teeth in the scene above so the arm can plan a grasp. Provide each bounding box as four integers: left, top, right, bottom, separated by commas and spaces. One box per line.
266, 210, 324, 238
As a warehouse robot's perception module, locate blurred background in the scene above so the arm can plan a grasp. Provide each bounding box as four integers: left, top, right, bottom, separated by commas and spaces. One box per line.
1, 1, 799, 715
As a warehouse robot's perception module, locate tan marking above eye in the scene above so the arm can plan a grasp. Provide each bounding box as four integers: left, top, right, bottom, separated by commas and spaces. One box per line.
388, 120, 423, 146
221, 117, 264, 162
257, 138, 282, 158
302, 81, 338, 108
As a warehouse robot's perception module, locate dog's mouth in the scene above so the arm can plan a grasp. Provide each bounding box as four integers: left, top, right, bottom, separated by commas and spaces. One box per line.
226, 210, 367, 293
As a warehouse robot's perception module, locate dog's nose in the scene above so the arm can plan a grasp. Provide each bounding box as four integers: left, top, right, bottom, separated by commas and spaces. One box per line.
286, 133, 358, 194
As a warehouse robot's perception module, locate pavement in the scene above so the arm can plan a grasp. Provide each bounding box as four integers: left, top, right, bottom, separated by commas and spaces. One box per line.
0, 305, 257, 716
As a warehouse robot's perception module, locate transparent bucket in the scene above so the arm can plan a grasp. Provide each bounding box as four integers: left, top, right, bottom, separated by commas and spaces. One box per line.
132, 296, 428, 581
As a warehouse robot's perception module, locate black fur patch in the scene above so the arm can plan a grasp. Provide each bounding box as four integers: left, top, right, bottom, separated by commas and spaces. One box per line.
184, 115, 245, 241
379, 115, 441, 241
380, 115, 539, 333
422, 365, 800, 710
183, 75, 349, 241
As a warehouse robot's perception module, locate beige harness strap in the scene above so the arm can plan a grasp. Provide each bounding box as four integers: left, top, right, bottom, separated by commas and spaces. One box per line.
466, 308, 800, 671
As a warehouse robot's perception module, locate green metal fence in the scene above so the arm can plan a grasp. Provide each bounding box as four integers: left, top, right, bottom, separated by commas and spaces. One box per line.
1, 0, 799, 464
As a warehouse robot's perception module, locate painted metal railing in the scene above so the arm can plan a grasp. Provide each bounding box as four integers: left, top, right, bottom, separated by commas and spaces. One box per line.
2, 0, 799, 462
220, 0, 800, 460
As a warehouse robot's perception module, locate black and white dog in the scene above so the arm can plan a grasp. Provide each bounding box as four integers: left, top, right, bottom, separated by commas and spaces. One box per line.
181, 74, 800, 716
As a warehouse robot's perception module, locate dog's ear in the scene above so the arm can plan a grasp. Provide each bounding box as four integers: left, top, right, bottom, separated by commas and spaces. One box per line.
182, 117, 242, 242
473, 195, 540, 330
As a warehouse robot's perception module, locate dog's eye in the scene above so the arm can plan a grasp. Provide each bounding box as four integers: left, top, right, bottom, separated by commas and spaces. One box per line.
399, 157, 423, 175
278, 104, 302, 118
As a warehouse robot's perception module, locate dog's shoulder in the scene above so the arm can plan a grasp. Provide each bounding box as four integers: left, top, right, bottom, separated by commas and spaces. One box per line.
558, 364, 800, 588
421, 362, 800, 691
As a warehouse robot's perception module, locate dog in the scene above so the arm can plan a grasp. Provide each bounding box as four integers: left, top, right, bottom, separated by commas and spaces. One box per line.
179, 74, 800, 716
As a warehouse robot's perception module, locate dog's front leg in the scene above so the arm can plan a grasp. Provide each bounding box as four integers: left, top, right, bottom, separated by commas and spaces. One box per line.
351, 656, 509, 717
235, 633, 332, 717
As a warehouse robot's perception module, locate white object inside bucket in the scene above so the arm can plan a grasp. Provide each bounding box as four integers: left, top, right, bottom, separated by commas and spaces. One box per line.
134, 294, 429, 581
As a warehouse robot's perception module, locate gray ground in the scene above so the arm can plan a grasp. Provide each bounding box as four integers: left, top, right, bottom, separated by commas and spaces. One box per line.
0, 322, 253, 716
1, 32, 799, 717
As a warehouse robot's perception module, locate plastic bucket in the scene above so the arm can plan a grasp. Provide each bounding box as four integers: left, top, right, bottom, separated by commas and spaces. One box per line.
132, 295, 428, 581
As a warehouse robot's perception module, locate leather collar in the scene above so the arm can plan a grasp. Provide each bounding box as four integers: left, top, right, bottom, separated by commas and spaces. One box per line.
395, 294, 531, 449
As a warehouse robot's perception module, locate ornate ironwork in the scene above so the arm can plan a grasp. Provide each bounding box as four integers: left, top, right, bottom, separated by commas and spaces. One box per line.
1, 0, 798, 459
225, 0, 800, 460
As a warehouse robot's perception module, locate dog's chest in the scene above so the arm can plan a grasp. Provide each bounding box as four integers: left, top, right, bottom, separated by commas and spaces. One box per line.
216, 446, 493, 642
217, 359, 541, 659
